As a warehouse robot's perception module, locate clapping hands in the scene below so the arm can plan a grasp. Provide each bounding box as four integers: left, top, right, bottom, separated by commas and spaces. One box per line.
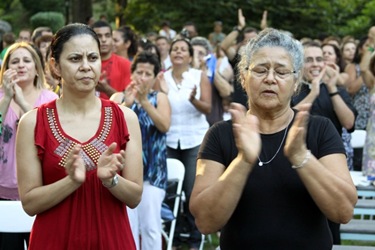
229, 103, 261, 164
97, 142, 126, 182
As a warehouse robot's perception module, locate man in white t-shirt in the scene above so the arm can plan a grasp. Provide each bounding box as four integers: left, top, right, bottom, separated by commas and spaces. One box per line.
158, 21, 176, 40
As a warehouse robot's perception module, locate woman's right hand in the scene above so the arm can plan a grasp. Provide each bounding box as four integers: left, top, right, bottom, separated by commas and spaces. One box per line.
123, 83, 136, 106
2, 69, 17, 98
238, 9, 246, 30
229, 102, 261, 164
65, 144, 86, 184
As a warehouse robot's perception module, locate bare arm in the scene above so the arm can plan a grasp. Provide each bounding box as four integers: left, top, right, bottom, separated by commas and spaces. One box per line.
220, 9, 246, 61
324, 66, 356, 130
106, 106, 143, 208
213, 71, 233, 98
139, 92, 171, 133
260, 10, 268, 30
16, 110, 84, 216
359, 48, 375, 89
190, 103, 261, 234
284, 105, 357, 223
345, 63, 364, 95
17, 107, 143, 216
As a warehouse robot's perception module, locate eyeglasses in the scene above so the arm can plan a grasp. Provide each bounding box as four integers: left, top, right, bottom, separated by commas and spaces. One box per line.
248, 66, 296, 80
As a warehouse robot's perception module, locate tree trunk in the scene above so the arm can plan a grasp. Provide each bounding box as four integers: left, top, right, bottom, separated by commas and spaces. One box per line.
70, 0, 93, 24
115, 0, 127, 27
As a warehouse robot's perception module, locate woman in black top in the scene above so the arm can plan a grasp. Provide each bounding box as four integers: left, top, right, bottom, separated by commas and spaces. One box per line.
190, 28, 357, 250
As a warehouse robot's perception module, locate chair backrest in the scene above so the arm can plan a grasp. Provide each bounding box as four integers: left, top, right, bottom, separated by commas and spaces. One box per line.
351, 130, 367, 149
162, 158, 185, 250
166, 158, 185, 217
0, 201, 35, 233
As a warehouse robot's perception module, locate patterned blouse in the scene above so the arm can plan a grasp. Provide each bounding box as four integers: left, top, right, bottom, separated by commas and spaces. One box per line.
131, 91, 167, 190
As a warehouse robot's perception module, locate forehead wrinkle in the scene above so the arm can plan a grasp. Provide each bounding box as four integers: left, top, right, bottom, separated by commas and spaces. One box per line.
250, 55, 291, 68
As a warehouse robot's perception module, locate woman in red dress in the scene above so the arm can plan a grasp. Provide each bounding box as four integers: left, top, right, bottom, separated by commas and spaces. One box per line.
16, 23, 143, 250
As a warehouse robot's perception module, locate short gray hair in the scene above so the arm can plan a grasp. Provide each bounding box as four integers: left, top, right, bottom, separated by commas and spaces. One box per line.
190, 36, 212, 54
238, 28, 304, 79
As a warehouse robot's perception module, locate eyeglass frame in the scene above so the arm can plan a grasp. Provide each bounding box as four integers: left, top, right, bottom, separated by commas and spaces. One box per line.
245, 66, 297, 80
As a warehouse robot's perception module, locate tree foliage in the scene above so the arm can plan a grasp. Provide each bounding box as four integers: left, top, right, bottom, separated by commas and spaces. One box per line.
20, 0, 64, 15
122, 0, 375, 40
2, 0, 375, 41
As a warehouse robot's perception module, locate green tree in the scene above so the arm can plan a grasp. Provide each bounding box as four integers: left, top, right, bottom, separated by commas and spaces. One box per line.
122, 0, 375, 40
20, 0, 64, 15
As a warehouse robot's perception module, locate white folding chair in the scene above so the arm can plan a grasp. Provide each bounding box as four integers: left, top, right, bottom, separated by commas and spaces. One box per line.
0, 200, 35, 249
351, 130, 367, 149
162, 158, 185, 250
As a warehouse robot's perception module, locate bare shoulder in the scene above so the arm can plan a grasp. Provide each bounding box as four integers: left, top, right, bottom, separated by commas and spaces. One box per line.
110, 92, 124, 104
118, 104, 138, 121
18, 109, 38, 128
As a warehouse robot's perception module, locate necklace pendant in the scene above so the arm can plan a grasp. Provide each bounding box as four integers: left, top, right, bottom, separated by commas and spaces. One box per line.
258, 161, 263, 166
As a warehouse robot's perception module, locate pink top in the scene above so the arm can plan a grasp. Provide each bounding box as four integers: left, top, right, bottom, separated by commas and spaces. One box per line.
0, 89, 58, 200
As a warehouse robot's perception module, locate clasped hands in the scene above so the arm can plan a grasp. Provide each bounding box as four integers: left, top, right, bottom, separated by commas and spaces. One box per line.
65, 142, 126, 185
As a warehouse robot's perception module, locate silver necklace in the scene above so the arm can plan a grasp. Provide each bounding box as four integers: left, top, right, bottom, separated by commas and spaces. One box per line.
257, 126, 288, 166
171, 73, 182, 90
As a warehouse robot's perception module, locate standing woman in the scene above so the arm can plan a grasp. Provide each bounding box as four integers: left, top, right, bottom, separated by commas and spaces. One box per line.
190, 28, 357, 250
16, 23, 143, 249
0, 42, 58, 249
322, 42, 354, 173
113, 25, 138, 61
164, 38, 211, 250
113, 51, 171, 250
359, 32, 375, 181
345, 37, 371, 171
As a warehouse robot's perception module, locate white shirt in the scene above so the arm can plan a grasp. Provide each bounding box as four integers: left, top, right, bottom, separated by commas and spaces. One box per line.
165, 68, 209, 149
159, 29, 177, 40
163, 55, 172, 71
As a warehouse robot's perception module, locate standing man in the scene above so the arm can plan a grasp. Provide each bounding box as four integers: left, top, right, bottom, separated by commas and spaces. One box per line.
183, 21, 198, 39
92, 20, 131, 99
208, 21, 226, 48
292, 41, 357, 245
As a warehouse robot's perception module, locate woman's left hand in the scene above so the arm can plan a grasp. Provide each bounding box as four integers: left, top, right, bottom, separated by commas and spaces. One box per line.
134, 80, 149, 104
284, 104, 311, 163
97, 142, 125, 182
13, 83, 26, 106
189, 85, 197, 102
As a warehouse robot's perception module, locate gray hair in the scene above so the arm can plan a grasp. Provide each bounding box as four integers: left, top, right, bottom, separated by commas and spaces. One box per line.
190, 36, 212, 54
238, 28, 304, 79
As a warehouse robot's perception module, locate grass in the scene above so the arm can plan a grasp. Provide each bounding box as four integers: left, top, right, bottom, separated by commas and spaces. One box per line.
342, 240, 375, 246
176, 236, 375, 250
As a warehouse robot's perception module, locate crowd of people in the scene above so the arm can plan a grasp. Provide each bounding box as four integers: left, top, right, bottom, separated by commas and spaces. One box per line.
0, 6, 374, 250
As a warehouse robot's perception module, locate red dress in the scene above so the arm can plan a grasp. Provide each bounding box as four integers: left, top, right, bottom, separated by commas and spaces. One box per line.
29, 99, 136, 250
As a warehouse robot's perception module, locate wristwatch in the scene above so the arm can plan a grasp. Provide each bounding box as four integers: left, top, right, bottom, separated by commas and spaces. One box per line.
102, 174, 119, 188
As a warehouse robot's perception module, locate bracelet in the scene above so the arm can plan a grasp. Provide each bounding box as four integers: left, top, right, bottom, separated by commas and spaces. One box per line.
232, 26, 243, 33
292, 150, 311, 169
329, 92, 339, 97
102, 174, 119, 188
